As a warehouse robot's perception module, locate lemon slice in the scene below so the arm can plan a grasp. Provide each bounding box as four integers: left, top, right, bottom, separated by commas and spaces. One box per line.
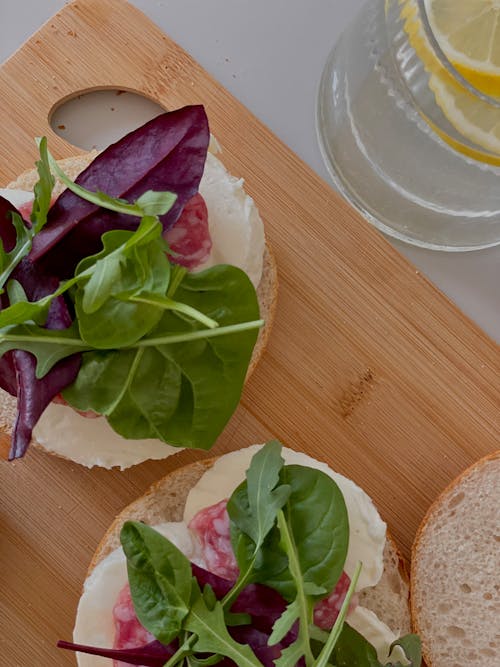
399, 0, 500, 162
424, 0, 500, 95
428, 74, 500, 156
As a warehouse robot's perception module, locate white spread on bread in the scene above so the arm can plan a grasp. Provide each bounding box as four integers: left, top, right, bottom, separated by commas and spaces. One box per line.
347, 606, 409, 664
0, 188, 34, 209
1, 148, 265, 469
196, 152, 264, 288
73, 448, 395, 665
32, 403, 179, 469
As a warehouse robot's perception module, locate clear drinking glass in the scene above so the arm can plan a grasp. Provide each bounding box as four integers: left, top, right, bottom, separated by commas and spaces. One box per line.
317, 0, 500, 251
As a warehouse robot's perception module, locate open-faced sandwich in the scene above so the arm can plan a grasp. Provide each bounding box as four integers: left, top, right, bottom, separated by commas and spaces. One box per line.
58, 441, 421, 666
0, 106, 277, 468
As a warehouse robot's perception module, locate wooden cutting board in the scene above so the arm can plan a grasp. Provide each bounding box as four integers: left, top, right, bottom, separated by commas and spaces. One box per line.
0, 1, 498, 664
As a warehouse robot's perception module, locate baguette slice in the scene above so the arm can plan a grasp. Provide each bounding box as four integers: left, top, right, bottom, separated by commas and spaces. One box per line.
0, 153, 277, 462
411, 451, 500, 667
88, 455, 412, 637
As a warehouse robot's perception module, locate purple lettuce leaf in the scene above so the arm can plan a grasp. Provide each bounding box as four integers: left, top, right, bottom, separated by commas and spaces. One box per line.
57, 639, 176, 667
0, 198, 81, 459
232, 583, 287, 634
0, 196, 21, 396
31, 105, 209, 277
192, 562, 234, 597
192, 563, 287, 634
7, 257, 81, 459
0, 195, 20, 250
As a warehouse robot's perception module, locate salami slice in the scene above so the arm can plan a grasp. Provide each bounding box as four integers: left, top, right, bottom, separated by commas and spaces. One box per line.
113, 584, 155, 667
188, 498, 238, 580
164, 192, 212, 269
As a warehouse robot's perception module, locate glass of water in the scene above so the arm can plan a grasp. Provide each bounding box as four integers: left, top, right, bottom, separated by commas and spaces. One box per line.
317, 0, 500, 251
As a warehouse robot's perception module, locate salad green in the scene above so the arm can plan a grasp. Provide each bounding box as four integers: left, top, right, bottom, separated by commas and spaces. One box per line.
0, 135, 263, 451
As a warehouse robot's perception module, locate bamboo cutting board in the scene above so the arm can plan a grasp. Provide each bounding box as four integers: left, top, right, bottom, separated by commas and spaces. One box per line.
0, 1, 498, 664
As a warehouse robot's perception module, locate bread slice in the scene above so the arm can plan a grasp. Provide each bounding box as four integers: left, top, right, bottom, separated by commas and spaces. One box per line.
0, 154, 277, 461
411, 451, 500, 667
88, 455, 412, 635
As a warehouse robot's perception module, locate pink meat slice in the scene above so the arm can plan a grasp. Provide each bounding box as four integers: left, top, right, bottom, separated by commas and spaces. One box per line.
165, 192, 212, 269
188, 498, 239, 580
112, 584, 155, 667
18, 200, 35, 222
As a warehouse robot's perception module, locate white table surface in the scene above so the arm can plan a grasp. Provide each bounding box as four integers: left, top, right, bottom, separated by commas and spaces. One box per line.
2, 0, 500, 343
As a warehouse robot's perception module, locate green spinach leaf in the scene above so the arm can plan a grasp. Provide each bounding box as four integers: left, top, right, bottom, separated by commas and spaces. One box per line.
271, 467, 349, 665
120, 521, 192, 645
388, 635, 422, 667
63, 265, 260, 448
279, 465, 349, 598
329, 624, 422, 667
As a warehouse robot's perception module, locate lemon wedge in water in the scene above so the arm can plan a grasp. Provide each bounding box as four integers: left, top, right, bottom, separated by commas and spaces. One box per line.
425, 0, 500, 96
401, 0, 500, 161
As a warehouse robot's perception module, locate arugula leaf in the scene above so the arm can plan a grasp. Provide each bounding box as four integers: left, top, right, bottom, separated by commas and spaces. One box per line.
31, 136, 55, 233
276, 509, 315, 665
184, 582, 262, 667
230, 441, 289, 548
73, 217, 170, 347
226, 441, 291, 605
313, 563, 361, 667
0, 322, 90, 378
272, 467, 349, 665
130, 292, 219, 330
121, 521, 192, 645
273, 639, 306, 667
0, 138, 55, 295
268, 598, 300, 645
0, 281, 52, 327
0, 212, 33, 294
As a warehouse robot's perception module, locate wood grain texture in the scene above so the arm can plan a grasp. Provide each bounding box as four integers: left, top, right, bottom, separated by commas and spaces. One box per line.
0, 0, 498, 664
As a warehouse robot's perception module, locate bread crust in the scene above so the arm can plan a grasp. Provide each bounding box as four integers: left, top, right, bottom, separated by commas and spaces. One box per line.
0, 153, 278, 462
411, 450, 500, 667
87, 454, 412, 634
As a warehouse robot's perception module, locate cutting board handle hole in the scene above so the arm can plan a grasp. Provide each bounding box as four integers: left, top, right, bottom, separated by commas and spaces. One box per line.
49, 88, 166, 151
